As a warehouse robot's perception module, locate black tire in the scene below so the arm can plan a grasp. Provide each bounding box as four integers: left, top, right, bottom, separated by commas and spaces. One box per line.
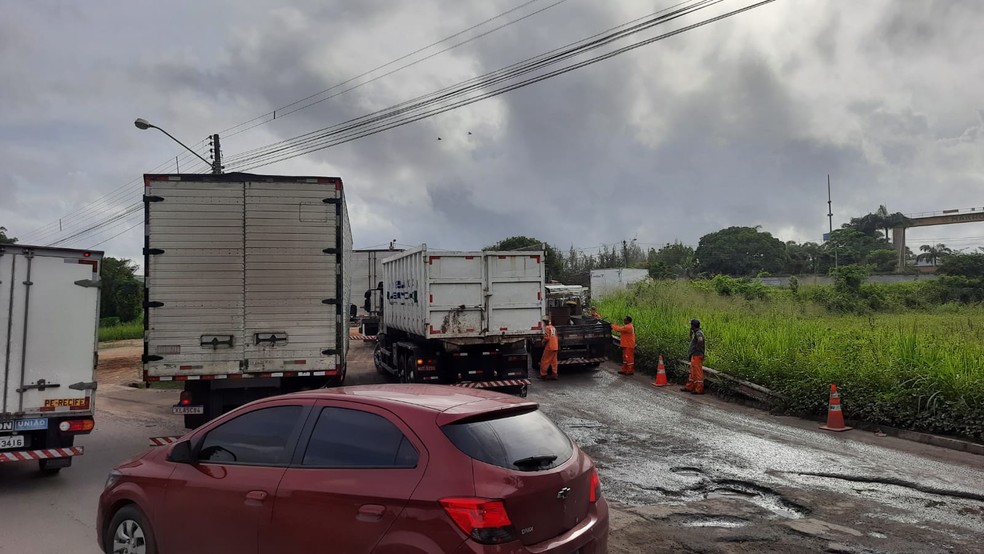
406, 357, 419, 384
374, 342, 388, 375
104, 504, 158, 554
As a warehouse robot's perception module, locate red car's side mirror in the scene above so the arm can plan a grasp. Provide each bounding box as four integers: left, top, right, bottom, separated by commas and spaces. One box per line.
167, 440, 195, 464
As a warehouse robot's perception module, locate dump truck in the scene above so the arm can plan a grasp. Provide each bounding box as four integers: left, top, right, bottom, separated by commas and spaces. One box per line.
373, 246, 544, 396
142, 173, 351, 428
531, 283, 612, 369
1, 244, 102, 473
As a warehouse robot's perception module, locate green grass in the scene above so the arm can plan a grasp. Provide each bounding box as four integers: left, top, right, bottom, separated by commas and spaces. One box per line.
598, 280, 984, 440
98, 319, 143, 342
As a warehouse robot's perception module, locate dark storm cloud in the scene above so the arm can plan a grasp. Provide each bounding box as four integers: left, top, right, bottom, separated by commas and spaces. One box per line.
2, 0, 983, 260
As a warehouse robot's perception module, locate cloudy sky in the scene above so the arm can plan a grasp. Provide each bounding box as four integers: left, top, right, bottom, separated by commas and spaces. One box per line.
2, 0, 982, 268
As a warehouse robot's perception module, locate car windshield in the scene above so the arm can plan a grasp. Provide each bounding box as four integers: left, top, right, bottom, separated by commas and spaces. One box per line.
442, 409, 573, 471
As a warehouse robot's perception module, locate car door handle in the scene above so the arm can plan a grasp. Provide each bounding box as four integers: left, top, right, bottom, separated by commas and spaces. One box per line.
245, 490, 269, 505
357, 504, 386, 521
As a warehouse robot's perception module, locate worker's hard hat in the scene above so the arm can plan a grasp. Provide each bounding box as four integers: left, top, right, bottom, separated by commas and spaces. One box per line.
691, 318, 701, 327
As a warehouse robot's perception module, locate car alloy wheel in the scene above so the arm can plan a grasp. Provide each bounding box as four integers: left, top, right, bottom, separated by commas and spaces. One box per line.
106, 505, 157, 554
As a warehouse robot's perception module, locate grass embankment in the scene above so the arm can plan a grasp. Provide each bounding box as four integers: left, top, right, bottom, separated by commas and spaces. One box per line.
598, 280, 984, 440
98, 318, 143, 342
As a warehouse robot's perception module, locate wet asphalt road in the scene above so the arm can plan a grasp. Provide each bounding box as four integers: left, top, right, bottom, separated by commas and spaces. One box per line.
530, 365, 984, 552
2, 342, 982, 553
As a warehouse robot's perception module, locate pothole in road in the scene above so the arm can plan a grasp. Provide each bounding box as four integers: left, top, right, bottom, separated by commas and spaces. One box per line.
676, 514, 750, 528
670, 466, 705, 477
709, 480, 811, 520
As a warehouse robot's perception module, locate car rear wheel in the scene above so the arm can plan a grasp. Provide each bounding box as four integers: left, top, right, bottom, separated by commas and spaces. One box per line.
105, 505, 158, 554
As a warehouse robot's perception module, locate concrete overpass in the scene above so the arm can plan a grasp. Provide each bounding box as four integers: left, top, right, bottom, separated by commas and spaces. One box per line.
893, 207, 984, 269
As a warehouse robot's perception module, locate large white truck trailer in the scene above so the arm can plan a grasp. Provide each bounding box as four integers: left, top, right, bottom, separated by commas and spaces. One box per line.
1, 245, 102, 473
373, 246, 545, 396
142, 173, 351, 428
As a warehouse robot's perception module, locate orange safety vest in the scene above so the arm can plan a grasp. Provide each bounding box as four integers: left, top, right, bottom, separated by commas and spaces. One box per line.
543, 324, 559, 351
612, 323, 635, 348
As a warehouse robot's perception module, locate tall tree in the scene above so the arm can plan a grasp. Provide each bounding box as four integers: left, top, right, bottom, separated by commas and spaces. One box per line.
917, 243, 953, 266
695, 226, 788, 276
650, 241, 695, 278
0, 226, 16, 244
100, 257, 142, 323
485, 236, 563, 282
938, 253, 984, 278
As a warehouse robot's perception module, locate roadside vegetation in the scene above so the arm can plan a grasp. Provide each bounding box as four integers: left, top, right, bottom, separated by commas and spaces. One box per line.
99, 316, 143, 342
598, 276, 984, 441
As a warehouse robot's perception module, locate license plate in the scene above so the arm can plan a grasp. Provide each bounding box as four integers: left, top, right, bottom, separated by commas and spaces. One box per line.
172, 406, 204, 415
0, 435, 25, 450
14, 418, 48, 431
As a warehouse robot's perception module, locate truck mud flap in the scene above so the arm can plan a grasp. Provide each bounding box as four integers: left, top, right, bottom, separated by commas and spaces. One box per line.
450, 379, 531, 393
558, 357, 607, 365
0, 445, 84, 463
149, 436, 183, 447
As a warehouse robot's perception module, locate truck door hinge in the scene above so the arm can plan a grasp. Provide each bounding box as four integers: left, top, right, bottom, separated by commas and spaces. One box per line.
322, 248, 338, 255
69, 381, 98, 391
321, 349, 338, 356
16, 379, 60, 393
74, 279, 101, 288
322, 198, 340, 204
322, 299, 338, 305
142, 354, 164, 363
143, 195, 164, 203
145, 301, 164, 308
143, 248, 165, 256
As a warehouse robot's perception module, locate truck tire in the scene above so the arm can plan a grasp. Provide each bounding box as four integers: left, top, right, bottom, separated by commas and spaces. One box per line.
374, 341, 387, 375
405, 356, 419, 384
105, 504, 159, 554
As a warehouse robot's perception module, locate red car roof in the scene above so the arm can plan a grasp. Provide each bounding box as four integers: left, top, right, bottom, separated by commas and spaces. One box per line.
289, 384, 538, 424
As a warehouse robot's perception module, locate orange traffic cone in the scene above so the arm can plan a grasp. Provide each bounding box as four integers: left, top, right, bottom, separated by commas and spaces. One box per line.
651, 355, 669, 387
819, 384, 852, 432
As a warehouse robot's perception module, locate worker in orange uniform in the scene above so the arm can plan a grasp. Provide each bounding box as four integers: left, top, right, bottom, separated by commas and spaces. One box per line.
539, 317, 559, 380
611, 316, 635, 375
683, 318, 705, 394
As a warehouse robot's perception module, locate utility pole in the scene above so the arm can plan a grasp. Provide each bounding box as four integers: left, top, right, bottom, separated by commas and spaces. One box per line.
209, 134, 223, 174
827, 175, 838, 269
827, 174, 833, 236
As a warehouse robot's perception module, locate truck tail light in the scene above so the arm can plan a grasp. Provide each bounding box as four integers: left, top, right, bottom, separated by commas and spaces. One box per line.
589, 467, 601, 503
59, 418, 94, 433
178, 390, 193, 406
440, 498, 517, 545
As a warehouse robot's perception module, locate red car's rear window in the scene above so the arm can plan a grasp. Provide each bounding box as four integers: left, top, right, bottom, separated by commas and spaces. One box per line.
442, 409, 573, 471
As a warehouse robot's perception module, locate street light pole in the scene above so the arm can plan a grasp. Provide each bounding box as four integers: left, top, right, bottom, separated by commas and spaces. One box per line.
134, 118, 222, 174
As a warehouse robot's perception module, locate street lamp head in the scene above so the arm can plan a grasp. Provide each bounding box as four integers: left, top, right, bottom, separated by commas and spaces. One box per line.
134, 118, 154, 130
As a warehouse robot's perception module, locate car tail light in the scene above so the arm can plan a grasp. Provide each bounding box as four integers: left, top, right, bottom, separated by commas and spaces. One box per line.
440, 497, 517, 545
589, 467, 601, 503
178, 390, 193, 406
59, 418, 94, 432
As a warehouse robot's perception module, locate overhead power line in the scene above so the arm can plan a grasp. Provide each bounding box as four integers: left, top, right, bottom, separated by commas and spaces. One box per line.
21, 0, 565, 248
225, 0, 772, 172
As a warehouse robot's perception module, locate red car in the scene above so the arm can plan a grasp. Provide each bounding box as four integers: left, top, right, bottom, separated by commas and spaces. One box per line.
98, 384, 608, 554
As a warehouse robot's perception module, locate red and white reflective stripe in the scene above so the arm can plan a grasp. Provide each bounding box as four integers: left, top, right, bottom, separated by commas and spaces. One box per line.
149, 436, 182, 447
0, 446, 84, 463
558, 357, 607, 365
145, 369, 339, 382
451, 379, 531, 389
350, 334, 377, 341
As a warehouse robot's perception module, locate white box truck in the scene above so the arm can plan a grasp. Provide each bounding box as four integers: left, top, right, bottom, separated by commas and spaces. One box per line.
373, 245, 544, 396
1, 244, 102, 474
142, 173, 351, 428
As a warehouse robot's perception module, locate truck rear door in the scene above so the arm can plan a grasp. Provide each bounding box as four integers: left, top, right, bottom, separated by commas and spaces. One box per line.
485, 253, 544, 336
144, 179, 245, 377
243, 180, 342, 373
1, 247, 100, 416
